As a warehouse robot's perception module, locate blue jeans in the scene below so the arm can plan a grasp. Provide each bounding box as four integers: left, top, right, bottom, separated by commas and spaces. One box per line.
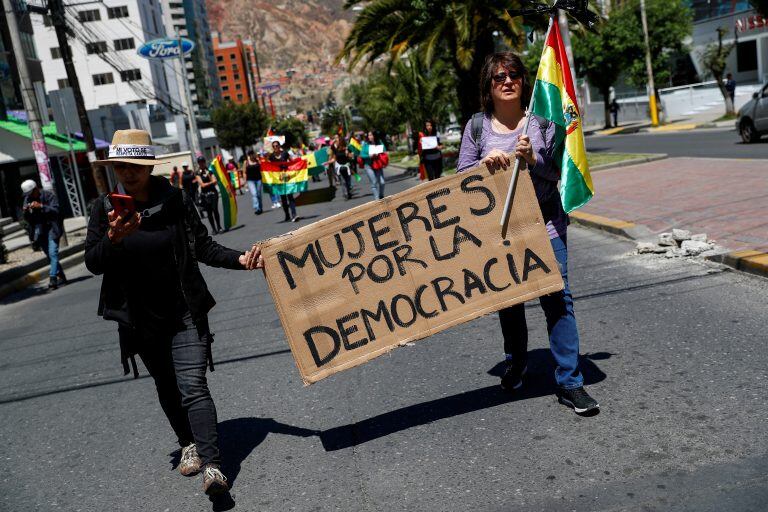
47, 235, 62, 279
498, 235, 584, 389
247, 179, 263, 212
365, 165, 385, 199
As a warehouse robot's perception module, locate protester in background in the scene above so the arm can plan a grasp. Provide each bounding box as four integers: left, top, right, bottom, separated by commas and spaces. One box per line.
169, 165, 182, 188
328, 134, 353, 199
84, 129, 263, 498
609, 99, 620, 128
269, 140, 298, 222
361, 131, 387, 200
244, 150, 263, 215
456, 52, 599, 415
419, 119, 444, 181
725, 73, 736, 106
261, 149, 281, 210
198, 165, 223, 234
21, 180, 66, 289
180, 162, 198, 207
226, 158, 243, 196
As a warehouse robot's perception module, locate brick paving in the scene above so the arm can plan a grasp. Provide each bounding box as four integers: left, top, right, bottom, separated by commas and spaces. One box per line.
581, 157, 768, 252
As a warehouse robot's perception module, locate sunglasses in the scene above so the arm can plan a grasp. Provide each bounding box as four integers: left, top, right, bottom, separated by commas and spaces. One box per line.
492, 71, 522, 84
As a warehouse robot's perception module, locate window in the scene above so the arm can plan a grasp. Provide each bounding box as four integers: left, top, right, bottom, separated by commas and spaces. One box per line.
233, 74, 239, 80
57, 78, 70, 89
230, 53, 236, 60
171, 13, 185, 19
93, 73, 114, 86
216, 55, 224, 62
220, 75, 227, 82
85, 41, 108, 54
217, 65, 226, 72
78, 9, 101, 22
50, 47, 62, 59
232, 64, 238, 71
114, 38, 135, 51
236, 94, 243, 101
222, 85, 229, 91
235, 83, 241, 90
169, 2, 183, 8
107, 6, 129, 19
120, 69, 142, 82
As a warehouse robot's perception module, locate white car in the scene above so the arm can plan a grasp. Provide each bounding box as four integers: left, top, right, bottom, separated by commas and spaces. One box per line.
443, 123, 463, 144
737, 82, 768, 143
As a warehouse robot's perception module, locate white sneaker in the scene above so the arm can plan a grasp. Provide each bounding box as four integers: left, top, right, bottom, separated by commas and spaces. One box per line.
178, 443, 202, 476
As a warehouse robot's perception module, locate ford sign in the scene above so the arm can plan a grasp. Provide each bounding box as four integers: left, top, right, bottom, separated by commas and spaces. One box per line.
137, 38, 195, 60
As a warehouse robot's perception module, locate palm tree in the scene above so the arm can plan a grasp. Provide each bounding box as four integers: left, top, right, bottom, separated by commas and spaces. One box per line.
339, 0, 544, 122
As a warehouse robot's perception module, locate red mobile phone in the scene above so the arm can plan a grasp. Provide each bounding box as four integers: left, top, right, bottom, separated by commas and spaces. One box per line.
109, 193, 135, 220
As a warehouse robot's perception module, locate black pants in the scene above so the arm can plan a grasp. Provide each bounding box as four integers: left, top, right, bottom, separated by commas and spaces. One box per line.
138, 314, 220, 466
423, 157, 443, 181
202, 193, 222, 232
281, 194, 297, 220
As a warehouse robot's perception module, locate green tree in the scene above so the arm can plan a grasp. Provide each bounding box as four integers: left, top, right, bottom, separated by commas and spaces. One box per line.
573, 7, 633, 128
320, 106, 347, 136
621, 0, 693, 91
274, 117, 309, 148
701, 27, 736, 116
339, 0, 540, 122
211, 102, 269, 154
749, 0, 768, 16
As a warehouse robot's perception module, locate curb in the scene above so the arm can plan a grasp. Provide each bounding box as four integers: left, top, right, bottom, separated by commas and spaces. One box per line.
591, 153, 668, 172
0, 243, 86, 300
570, 212, 768, 280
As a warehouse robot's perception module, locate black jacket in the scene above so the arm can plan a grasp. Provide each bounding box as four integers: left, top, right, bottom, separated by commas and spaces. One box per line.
23, 189, 63, 242
85, 176, 242, 376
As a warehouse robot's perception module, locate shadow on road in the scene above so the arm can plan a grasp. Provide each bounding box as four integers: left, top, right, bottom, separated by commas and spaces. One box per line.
319, 349, 609, 452
217, 417, 318, 487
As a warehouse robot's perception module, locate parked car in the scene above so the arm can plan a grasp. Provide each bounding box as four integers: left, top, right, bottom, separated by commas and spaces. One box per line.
737, 83, 768, 143
443, 123, 463, 143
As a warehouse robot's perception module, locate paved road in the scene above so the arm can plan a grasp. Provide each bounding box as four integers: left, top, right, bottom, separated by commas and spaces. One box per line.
1, 171, 767, 511
586, 127, 768, 159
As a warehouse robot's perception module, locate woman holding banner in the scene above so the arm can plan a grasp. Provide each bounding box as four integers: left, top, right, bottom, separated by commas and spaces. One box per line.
84, 129, 264, 497
419, 119, 444, 181
456, 52, 599, 415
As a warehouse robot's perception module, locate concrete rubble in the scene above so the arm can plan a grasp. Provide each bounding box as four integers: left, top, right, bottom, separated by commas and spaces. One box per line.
635, 231, 720, 258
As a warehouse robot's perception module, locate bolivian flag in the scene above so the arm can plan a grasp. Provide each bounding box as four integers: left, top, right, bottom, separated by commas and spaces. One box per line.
532, 21, 594, 213
261, 158, 309, 195
347, 136, 362, 156
210, 155, 238, 229
302, 147, 329, 177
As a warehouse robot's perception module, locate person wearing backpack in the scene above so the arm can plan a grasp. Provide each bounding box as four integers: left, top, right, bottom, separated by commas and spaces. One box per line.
361, 131, 387, 200
456, 52, 599, 415
84, 129, 264, 497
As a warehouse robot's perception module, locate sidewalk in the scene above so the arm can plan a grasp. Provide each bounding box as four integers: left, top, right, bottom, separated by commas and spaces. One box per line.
574, 156, 768, 256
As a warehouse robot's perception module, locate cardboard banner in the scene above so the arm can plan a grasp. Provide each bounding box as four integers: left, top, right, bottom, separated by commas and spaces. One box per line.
261, 165, 564, 385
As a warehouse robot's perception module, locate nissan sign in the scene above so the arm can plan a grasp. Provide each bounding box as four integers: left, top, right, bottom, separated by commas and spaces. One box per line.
137, 38, 195, 59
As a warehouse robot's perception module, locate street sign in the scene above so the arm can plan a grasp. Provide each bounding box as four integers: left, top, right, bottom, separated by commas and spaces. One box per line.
137, 38, 195, 60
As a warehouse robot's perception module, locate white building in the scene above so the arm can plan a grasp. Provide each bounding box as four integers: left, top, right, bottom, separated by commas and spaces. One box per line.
30, 0, 181, 112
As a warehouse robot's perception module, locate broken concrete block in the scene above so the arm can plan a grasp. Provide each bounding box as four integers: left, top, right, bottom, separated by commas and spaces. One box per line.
636, 242, 659, 254
658, 233, 677, 246
665, 247, 686, 258
690, 233, 708, 242
672, 229, 692, 242
681, 240, 710, 256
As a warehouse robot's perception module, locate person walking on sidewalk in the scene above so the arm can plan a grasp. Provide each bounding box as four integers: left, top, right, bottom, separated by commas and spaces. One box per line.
609, 99, 620, 128
21, 180, 66, 289
268, 140, 298, 222
84, 129, 264, 498
244, 150, 264, 214
456, 52, 599, 415
419, 119, 444, 181
725, 73, 736, 107
361, 131, 387, 200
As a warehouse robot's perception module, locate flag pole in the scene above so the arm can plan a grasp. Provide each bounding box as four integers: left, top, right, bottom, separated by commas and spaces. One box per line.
500, 12, 557, 239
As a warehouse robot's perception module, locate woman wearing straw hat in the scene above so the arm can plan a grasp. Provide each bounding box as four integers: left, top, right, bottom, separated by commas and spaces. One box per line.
84, 129, 264, 496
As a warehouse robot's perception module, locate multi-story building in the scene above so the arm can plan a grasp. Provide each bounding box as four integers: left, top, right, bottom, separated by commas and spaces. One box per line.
29, 0, 179, 113
0, 0, 44, 119
160, 0, 220, 117
211, 32, 260, 105
690, 1, 767, 85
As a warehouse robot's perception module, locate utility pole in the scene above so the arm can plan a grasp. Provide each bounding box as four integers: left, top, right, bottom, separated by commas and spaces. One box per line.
2, 0, 53, 190
177, 30, 201, 158
639, 0, 659, 126
48, 0, 108, 193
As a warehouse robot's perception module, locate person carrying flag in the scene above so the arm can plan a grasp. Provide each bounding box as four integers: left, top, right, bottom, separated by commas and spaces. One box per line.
456, 44, 599, 414
268, 140, 298, 222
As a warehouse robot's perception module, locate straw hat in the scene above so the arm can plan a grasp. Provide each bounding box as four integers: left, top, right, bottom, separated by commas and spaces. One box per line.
94, 129, 170, 166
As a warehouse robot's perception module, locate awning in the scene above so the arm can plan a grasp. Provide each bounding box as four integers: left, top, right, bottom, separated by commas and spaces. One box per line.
0, 118, 74, 165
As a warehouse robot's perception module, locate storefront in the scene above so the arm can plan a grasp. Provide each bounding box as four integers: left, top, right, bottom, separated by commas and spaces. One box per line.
691, 3, 768, 86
